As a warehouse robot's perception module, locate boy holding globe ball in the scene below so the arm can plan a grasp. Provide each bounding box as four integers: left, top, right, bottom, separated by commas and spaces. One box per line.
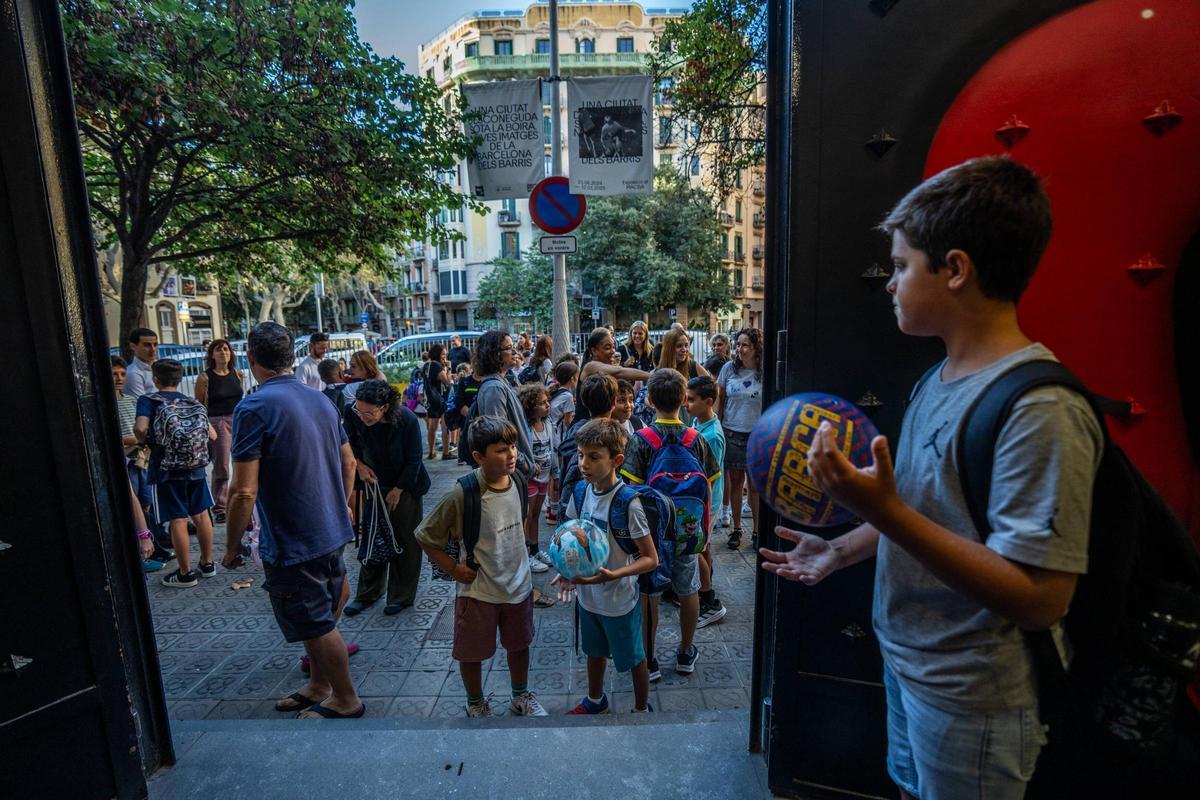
760, 157, 1102, 799
554, 418, 659, 714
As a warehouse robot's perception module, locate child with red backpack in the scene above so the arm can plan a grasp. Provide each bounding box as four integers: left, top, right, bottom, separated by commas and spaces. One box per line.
620, 369, 721, 681
134, 358, 218, 588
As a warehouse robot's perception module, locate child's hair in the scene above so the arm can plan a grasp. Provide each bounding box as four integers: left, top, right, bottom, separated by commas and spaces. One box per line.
575, 417, 627, 460
110, 355, 128, 369
151, 358, 183, 387
879, 155, 1052, 303
615, 379, 635, 398
647, 368, 686, 414
554, 352, 579, 367
456, 363, 471, 377
518, 383, 549, 422
553, 360, 579, 386
468, 414, 518, 456
317, 358, 342, 384
578, 373, 618, 416
687, 375, 718, 402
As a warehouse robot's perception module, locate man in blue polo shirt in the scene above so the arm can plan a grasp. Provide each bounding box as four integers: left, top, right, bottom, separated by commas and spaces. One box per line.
221, 321, 364, 719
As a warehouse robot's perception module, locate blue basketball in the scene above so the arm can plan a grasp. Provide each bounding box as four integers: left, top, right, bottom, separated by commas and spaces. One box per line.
548, 518, 611, 580
746, 393, 881, 527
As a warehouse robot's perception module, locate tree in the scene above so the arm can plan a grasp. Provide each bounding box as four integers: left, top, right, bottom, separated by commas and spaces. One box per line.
573, 166, 734, 321
648, 0, 766, 199
476, 245, 559, 332
64, 0, 474, 355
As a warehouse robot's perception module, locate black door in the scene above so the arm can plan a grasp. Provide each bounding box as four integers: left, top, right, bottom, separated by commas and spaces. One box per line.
753, 1, 1093, 797
0, 1, 172, 796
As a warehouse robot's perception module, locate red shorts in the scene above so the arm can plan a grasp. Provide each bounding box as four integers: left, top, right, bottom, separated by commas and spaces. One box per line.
527, 478, 549, 497
452, 593, 534, 662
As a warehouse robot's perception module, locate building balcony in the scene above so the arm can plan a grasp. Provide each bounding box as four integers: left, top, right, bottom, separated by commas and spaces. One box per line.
456, 52, 649, 79
407, 281, 427, 294
752, 213, 765, 229
752, 181, 765, 198
753, 245, 765, 260
733, 284, 746, 298
752, 275, 764, 290
498, 209, 521, 226
734, 251, 746, 263
724, 250, 735, 261
719, 212, 734, 227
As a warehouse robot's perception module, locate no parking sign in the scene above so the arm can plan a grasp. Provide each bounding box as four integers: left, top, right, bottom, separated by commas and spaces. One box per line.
529, 177, 587, 235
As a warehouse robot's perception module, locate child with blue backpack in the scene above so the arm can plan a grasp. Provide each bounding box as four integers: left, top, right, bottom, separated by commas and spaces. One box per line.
621, 369, 721, 680
554, 418, 660, 714
133, 358, 218, 588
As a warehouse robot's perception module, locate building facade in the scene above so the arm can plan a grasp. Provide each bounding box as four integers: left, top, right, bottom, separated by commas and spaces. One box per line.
103, 273, 224, 349
411, 1, 764, 336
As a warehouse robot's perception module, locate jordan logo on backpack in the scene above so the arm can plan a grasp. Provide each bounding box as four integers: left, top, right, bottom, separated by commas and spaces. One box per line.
151, 394, 210, 471
636, 426, 710, 556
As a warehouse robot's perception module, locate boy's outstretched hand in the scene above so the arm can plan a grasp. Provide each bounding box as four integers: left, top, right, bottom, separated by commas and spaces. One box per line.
760, 527, 840, 584
808, 421, 898, 523
569, 568, 617, 586
550, 573, 576, 604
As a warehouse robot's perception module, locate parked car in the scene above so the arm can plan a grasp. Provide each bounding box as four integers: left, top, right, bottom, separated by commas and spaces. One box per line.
376, 331, 484, 368
293, 331, 372, 368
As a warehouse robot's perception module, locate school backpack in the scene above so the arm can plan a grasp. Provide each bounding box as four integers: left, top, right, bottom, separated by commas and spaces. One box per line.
457, 470, 529, 570
517, 362, 542, 385
556, 416, 587, 519
633, 385, 652, 424
460, 376, 506, 468
636, 426, 710, 556
149, 393, 210, 471
947, 359, 1200, 795
572, 480, 674, 594
403, 370, 424, 412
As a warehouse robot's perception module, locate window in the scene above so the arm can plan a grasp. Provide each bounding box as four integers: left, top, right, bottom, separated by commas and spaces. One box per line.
735, 234, 744, 259
690, 155, 700, 176
734, 269, 745, 292
494, 40, 513, 56
443, 95, 451, 114
501, 231, 520, 259
544, 115, 552, 141
575, 38, 594, 54
545, 153, 552, 176
541, 81, 553, 105
735, 170, 743, 189
735, 200, 742, 222
656, 77, 673, 105
465, 42, 478, 58
536, 38, 551, 55
658, 116, 672, 145
438, 241, 449, 260
452, 271, 463, 295
426, 68, 434, 80
452, 240, 458, 258
440, 271, 452, 296
442, 55, 451, 72
617, 37, 634, 53
502, 198, 517, 215
660, 153, 673, 167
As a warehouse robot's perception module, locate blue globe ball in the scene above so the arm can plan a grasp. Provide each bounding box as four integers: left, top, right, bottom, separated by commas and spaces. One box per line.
548, 518, 611, 579
747, 392, 881, 527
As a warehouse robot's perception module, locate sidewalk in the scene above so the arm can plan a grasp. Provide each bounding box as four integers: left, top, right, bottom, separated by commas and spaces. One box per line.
152, 456, 760, 721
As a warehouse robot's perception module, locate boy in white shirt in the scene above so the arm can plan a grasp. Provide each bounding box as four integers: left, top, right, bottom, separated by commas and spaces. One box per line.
554, 419, 659, 714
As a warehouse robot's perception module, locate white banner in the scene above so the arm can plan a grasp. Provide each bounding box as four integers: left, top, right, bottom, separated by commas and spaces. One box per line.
462, 79, 545, 200
567, 75, 653, 196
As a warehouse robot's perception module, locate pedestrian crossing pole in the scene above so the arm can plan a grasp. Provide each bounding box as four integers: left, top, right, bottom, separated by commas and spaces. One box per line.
549, 0, 571, 358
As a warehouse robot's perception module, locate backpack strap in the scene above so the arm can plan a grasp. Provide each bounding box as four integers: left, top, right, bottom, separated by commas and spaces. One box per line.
457, 473, 482, 563
514, 471, 529, 524
571, 480, 589, 519
637, 426, 663, 450
957, 359, 1101, 540
607, 484, 640, 556
680, 427, 699, 448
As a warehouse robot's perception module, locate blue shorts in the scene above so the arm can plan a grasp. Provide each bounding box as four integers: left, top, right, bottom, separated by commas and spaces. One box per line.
882, 662, 1046, 800
152, 478, 213, 523
578, 604, 645, 672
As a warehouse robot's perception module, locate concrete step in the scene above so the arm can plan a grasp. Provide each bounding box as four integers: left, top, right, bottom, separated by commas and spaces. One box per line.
150, 709, 774, 799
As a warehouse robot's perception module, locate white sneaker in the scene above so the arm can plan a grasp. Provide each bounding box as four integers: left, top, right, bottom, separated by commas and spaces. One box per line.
718, 507, 732, 529
533, 550, 553, 567
528, 554, 550, 573
465, 700, 494, 718
741, 498, 752, 515
509, 690, 549, 717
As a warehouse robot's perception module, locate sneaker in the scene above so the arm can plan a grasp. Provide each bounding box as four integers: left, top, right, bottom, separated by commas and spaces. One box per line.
697, 598, 727, 628
741, 497, 753, 515
151, 545, 175, 563
566, 694, 610, 715
718, 507, 732, 529
142, 559, 166, 573
528, 554, 550, 574
630, 703, 655, 713
161, 569, 197, 588
212, 509, 227, 524
727, 528, 744, 550
510, 690, 549, 717
466, 699, 494, 718
675, 645, 699, 674
197, 561, 217, 579
545, 508, 558, 524
533, 550, 553, 567
647, 657, 662, 683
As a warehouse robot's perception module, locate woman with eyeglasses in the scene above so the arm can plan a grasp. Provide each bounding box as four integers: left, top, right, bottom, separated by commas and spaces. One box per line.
343, 380, 431, 616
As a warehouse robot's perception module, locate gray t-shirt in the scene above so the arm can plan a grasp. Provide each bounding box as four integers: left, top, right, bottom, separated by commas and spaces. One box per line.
717, 361, 763, 433
874, 343, 1102, 713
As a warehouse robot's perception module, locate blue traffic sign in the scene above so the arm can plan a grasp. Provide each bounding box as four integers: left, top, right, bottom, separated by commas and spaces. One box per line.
529, 177, 587, 235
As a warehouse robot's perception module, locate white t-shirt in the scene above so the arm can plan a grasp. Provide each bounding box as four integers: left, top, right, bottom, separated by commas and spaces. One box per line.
717, 362, 763, 434
566, 481, 648, 617
549, 388, 575, 429
295, 355, 324, 390
463, 480, 531, 604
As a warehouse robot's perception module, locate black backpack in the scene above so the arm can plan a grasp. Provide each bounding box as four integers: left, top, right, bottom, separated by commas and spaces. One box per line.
457, 470, 529, 570
944, 359, 1200, 795
460, 376, 505, 468
517, 362, 542, 384
556, 416, 587, 519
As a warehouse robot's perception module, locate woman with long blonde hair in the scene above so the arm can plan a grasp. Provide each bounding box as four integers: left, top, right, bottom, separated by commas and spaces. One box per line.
656, 327, 709, 380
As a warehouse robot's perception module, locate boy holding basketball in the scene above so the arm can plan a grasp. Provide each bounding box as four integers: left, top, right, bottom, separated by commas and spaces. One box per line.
554, 418, 658, 714
761, 156, 1102, 799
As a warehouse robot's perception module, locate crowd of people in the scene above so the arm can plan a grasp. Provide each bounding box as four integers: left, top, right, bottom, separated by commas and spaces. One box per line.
115, 316, 765, 718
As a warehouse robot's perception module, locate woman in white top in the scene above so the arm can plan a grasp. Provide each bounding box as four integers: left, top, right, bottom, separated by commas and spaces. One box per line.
716, 328, 764, 550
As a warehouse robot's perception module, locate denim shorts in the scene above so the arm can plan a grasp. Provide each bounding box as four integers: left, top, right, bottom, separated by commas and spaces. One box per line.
882, 662, 1047, 800
640, 553, 700, 598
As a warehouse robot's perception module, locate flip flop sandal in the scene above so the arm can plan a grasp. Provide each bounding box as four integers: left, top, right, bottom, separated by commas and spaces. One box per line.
275, 691, 324, 712
533, 592, 555, 609
301, 703, 367, 719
